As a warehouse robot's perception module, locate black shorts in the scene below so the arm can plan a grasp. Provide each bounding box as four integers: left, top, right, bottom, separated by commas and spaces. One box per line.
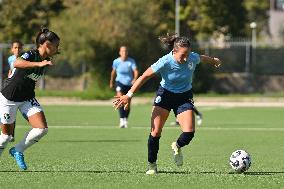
115, 81, 132, 95
153, 86, 194, 116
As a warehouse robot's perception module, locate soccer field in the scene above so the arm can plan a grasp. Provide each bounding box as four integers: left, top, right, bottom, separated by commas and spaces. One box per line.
0, 104, 283, 189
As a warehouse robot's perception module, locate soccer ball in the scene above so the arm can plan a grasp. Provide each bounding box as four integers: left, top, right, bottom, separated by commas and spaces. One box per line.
229, 150, 251, 173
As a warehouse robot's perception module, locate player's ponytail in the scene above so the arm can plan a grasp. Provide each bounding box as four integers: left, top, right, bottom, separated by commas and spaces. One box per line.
36, 26, 60, 47
159, 33, 191, 51
159, 33, 178, 50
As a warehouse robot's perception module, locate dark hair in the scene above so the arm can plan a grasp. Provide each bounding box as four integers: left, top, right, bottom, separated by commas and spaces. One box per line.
159, 33, 191, 50
36, 27, 60, 48
11, 40, 23, 47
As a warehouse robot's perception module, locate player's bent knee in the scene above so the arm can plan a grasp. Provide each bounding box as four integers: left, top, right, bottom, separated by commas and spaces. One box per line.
150, 131, 162, 138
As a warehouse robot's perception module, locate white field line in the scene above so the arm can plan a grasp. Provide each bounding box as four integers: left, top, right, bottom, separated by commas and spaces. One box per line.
37, 97, 284, 107
15, 125, 284, 131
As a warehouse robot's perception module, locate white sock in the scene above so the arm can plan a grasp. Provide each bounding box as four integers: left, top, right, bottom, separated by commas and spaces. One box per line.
123, 118, 128, 127
0, 132, 11, 156
15, 128, 48, 153
120, 118, 124, 126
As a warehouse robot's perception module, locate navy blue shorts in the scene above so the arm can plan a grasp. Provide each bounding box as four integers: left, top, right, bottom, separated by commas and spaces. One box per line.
115, 81, 132, 94
153, 86, 194, 116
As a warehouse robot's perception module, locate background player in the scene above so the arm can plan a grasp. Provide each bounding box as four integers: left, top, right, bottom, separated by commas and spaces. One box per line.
110, 46, 138, 128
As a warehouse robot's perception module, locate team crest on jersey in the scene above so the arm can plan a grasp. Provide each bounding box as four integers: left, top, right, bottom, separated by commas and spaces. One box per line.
155, 96, 162, 103
21, 52, 30, 59
188, 62, 194, 70
3, 113, 10, 120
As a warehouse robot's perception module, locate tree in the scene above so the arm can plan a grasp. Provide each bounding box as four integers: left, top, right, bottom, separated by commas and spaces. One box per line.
50, 0, 170, 87
243, 0, 269, 39
0, 0, 64, 43
180, 0, 247, 40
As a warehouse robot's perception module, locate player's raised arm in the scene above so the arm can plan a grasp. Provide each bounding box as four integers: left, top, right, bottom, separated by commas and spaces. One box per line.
200, 55, 222, 68
113, 67, 155, 110
14, 59, 53, 69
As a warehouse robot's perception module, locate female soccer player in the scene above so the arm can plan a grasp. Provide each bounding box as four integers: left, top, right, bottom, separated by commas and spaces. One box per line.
0, 27, 60, 170
113, 34, 221, 174
110, 46, 138, 128
7, 40, 24, 142
8, 40, 23, 77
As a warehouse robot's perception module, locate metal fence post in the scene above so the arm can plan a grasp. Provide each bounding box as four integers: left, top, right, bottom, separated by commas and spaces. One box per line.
245, 42, 251, 73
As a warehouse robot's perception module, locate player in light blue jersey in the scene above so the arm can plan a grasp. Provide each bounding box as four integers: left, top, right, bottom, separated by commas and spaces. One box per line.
6, 40, 23, 142
8, 40, 23, 78
113, 34, 221, 174
110, 46, 138, 128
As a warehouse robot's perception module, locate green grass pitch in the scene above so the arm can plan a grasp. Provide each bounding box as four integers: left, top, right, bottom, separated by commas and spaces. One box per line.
0, 104, 283, 188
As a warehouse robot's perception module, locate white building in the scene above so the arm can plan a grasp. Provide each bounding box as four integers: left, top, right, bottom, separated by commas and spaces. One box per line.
269, 0, 284, 45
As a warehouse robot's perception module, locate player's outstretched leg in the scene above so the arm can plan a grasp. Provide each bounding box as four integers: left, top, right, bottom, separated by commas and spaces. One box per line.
146, 134, 160, 174
9, 128, 48, 170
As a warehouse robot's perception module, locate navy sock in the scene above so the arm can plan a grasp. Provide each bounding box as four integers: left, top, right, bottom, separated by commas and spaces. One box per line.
148, 134, 160, 163
119, 107, 127, 118
125, 108, 130, 118
176, 132, 195, 148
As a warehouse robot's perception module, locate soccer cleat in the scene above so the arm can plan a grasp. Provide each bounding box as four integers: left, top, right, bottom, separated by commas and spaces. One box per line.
171, 142, 183, 166
146, 162, 157, 175
196, 114, 203, 126
9, 147, 27, 170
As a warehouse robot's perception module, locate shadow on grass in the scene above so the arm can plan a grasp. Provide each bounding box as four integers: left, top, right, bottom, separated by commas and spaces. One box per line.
145, 171, 284, 175
2, 170, 283, 175
228, 171, 284, 175
244, 171, 284, 175
0, 170, 131, 173
136, 171, 216, 175
54, 139, 141, 143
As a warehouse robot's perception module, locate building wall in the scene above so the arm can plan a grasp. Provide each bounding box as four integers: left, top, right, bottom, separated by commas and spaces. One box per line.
269, 0, 284, 45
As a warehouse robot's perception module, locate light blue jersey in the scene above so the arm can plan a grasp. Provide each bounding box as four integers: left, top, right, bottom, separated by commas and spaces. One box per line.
151, 51, 200, 93
113, 57, 137, 86
8, 55, 17, 70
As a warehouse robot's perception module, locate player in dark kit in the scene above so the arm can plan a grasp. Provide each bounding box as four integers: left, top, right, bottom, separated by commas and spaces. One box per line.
0, 27, 60, 170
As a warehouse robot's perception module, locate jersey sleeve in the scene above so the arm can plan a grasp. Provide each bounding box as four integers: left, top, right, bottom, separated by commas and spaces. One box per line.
112, 59, 118, 70
7, 56, 15, 69
190, 52, 201, 65
151, 56, 167, 73
131, 59, 137, 70
19, 51, 35, 61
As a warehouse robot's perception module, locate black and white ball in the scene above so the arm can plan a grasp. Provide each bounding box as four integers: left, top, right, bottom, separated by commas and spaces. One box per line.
229, 150, 251, 173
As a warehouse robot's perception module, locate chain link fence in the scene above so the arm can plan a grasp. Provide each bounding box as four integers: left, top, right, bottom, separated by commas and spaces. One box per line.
1, 40, 284, 92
